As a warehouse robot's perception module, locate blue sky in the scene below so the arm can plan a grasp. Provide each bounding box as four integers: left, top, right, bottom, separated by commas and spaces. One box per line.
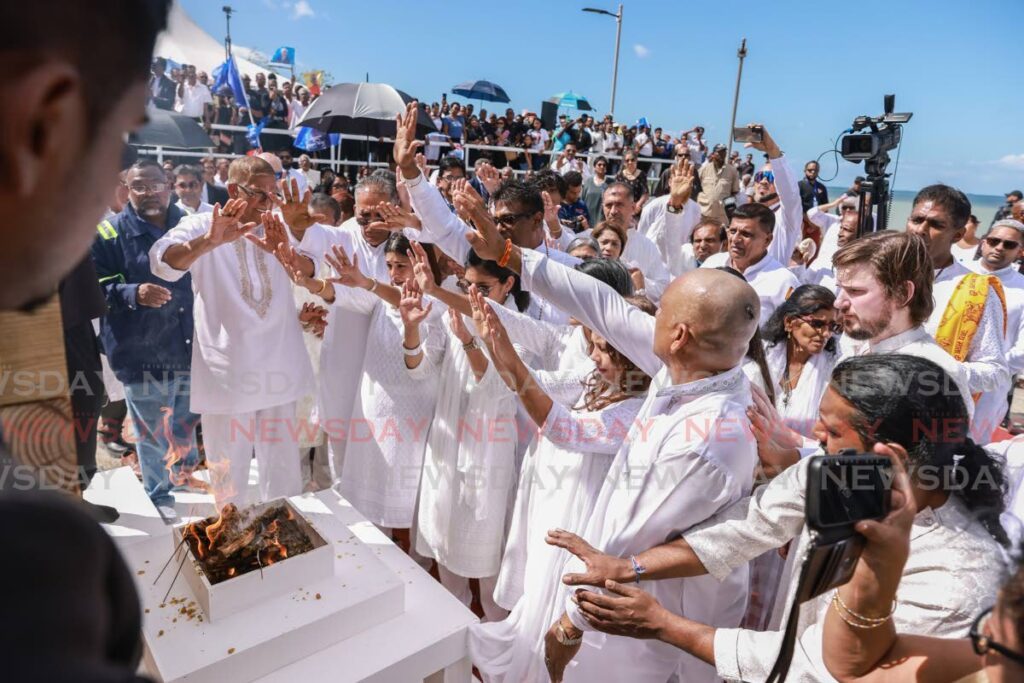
181, 0, 1023, 196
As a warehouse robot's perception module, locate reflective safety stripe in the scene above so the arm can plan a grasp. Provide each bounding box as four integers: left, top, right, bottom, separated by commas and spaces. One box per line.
97, 273, 126, 285
97, 220, 117, 240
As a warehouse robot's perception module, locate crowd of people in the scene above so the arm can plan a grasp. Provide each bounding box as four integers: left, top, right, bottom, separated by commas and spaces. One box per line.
5, 2, 1024, 681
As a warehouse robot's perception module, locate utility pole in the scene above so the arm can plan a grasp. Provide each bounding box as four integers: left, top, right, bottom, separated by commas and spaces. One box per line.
222, 6, 233, 59
583, 4, 623, 117
726, 38, 747, 156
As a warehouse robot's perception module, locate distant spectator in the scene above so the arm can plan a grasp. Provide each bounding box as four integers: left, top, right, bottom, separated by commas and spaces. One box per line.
175, 64, 212, 120
172, 165, 212, 215
697, 144, 740, 223
582, 155, 611, 224
557, 171, 591, 233
298, 154, 321, 190
310, 193, 342, 226
994, 189, 1023, 226
797, 160, 828, 211
682, 126, 707, 165
149, 57, 176, 110
213, 157, 230, 187
551, 141, 591, 179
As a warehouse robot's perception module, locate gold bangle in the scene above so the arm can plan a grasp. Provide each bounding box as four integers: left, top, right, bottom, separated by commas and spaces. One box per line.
367, 278, 379, 292
312, 278, 327, 294
832, 593, 897, 628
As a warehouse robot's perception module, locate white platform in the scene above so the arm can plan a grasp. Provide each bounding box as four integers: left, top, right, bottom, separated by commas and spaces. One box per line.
86, 467, 477, 682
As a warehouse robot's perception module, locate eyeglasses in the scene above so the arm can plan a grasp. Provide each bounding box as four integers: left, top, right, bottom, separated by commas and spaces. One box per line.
456, 280, 493, 297
970, 606, 1024, 666
236, 184, 277, 203
126, 182, 168, 194
754, 170, 775, 184
798, 316, 842, 335
493, 212, 532, 227
984, 236, 1021, 250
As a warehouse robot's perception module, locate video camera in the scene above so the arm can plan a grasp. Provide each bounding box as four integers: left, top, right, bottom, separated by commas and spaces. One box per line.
839, 95, 912, 236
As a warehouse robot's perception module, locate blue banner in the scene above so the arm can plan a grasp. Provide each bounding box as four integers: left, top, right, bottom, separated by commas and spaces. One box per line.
294, 126, 339, 152
211, 56, 250, 110
270, 46, 295, 66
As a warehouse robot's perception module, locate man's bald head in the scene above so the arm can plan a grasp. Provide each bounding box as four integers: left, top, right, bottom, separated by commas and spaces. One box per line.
653, 269, 759, 376
256, 152, 284, 176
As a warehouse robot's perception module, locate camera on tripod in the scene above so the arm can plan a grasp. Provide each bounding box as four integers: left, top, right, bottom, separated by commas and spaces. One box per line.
840, 94, 912, 163
838, 95, 913, 236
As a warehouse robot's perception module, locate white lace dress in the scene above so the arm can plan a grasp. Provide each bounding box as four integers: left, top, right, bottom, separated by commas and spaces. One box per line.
333, 287, 444, 529
470, 396, 644, 683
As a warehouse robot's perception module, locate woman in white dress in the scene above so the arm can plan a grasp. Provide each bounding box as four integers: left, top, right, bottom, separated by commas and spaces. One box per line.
467, 287, 656, 683
313, 233, 444, 535
761, 284, 839, 439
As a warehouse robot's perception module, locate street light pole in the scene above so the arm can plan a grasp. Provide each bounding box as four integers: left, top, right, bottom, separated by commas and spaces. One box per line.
222, 5, 233, 59
726, 38, 747, 156
583, 5, 624, 117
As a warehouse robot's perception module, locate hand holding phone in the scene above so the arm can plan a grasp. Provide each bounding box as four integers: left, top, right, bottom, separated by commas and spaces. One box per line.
733, 125, 764, 144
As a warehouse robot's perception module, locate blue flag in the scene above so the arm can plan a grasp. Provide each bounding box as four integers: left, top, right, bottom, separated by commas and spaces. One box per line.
247, 118, 268, 149
270, 46, 295, 67
211, 56, 250, 110
294, 126, 339, 152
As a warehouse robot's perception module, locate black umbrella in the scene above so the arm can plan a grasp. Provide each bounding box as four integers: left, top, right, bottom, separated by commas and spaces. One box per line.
297, 82, 435, 138
130, 107, 214, 149
452, 79, 510, 104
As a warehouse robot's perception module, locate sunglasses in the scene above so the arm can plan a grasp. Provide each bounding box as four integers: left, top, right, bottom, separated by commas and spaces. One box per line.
984, 236, 1021, 250
798, 316, 842, 335
456, 280, 493, 297
970, 606, 1024, 666
493, 212, 532, 227
754, 170, 775, 184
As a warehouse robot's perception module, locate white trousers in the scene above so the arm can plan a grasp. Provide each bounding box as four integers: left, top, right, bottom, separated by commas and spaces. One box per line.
202, 402, 303, 508
439, 565, 507, 623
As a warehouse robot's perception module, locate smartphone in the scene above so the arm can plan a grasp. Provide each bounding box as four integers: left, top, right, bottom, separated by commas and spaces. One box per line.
733, 126, 763, 144
805, 454, 893, 540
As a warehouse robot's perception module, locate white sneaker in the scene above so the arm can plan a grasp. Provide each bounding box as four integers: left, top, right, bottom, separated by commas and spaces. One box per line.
157, 505, 178, 523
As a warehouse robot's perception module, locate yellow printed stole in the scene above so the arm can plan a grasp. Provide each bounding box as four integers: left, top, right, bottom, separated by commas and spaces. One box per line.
934, 273, 1007, 401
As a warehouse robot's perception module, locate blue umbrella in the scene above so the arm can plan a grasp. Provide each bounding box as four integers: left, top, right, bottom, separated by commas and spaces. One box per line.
550, 90, 594, 112
451, 79, 510, 104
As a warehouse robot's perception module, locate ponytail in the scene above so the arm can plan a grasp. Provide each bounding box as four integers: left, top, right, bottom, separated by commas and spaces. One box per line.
950, 439, 1009, 548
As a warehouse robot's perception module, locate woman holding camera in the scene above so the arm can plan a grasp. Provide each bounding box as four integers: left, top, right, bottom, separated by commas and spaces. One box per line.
546, 355, 1008, 682
823, 456, 1024, 683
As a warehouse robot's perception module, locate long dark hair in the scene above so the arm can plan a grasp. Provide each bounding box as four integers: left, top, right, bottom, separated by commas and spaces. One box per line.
577, 294, 655, 411
830, 354, 1009, 547
763, 284, 838, 354
385, 234, 442, 285
465, 249, 530, 312
716, 266, 775, 403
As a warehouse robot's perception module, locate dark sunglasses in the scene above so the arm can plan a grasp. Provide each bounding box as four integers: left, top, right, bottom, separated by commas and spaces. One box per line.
493, 212, 532, 227
798, 316, 842, 335
984, 236, 1021, 250
970, 606, 1024, 666
754, 170, 776, 184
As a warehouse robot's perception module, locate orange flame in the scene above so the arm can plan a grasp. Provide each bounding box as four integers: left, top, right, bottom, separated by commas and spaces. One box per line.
160, 407, 195, 487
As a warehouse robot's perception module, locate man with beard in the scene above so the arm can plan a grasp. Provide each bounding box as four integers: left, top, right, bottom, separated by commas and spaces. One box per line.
832, 231, 972, 415
91, 159, 200, 519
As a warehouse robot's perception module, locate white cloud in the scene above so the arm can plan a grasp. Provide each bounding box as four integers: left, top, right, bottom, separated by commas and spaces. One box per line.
291, 0, 314, 19
633, 44, 650, 58
996, 153, 1024, 170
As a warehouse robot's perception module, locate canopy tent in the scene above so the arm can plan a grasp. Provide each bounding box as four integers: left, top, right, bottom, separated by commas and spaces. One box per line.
153, 2, 268, 80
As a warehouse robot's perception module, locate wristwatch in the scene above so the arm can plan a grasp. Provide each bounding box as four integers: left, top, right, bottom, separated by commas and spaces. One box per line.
462, 337, 479, 351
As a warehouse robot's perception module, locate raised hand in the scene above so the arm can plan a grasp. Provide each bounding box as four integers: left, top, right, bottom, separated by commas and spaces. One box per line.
137, 283, 172, 308
399, 281, 433, 326
451, 180, 487, 225
298, 302, 328, 338
541, 190, 561, 231
746, 382, 803, 474
668, 157, 695, 207
369, 201, 421, 232
742, 122, 781, 158
393, 101, 424, 173
545, 529, 632, 586
469, 286, 521, 372
573, 582, 672, 639
324, 244, 371, 290
245, 210, 289, 254
447, 307, 473, 345
475, 162, 501, 195
273, 242, 318, 290
206, 198, 257, 246
414, 151, 429, 178
276, 177, 326, 238
462, 202, 506, 262
629, 267, 645, 292
409, 240, 438, 294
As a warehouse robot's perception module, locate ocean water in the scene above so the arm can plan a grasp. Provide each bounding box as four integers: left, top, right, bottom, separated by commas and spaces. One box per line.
827, 187, 1007, 232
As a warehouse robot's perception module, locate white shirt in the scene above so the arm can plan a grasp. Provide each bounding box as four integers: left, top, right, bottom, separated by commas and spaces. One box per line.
149, 214, 314, 414
929, 260, 1009, 441
519, 249, 755, 683
686, 457, 1007, 683
286, 168, 308, 196
839, 326, 974, 421
637, 194, 703, 277
970, 260, 1024, 373
175, 81, 212, 118
577, 224, 674, 303
175, 200, 213, 216
702, 251, 800, 326
288, 99, 307, 130
529, 128, 549, 152
952, 241, 980, 263
686, 136, 706, 166
634, 132, 653, 157
761, 155, 805, 268
550, 156, 592, 180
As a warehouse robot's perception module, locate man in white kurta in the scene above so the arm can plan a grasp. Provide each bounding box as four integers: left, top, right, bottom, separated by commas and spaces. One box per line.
968, 219, 1024, 437
508, 249, 761, 683
906, 187, 1009, 442
150, 158, 314, 506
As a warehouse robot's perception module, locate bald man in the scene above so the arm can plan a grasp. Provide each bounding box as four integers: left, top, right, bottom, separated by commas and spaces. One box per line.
467, 227, 761, 683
